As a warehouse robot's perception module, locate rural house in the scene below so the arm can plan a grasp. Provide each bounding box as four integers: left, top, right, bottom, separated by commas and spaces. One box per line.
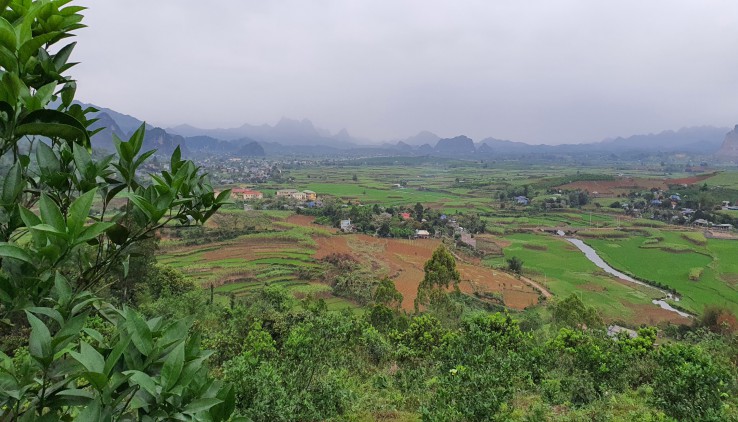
415, 229, 430, 239
692, 219, 709, 227
231, 188, 263, 200
340, 219, 353, 232
276, 189, 299, 198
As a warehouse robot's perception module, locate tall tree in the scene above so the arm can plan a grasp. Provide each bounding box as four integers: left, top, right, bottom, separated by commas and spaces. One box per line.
414, 202, 424, 222
415, 244, 460, 311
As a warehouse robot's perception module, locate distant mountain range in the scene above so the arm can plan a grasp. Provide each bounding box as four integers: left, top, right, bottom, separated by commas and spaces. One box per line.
167, 118, 363, 149
79, 101, 732, 159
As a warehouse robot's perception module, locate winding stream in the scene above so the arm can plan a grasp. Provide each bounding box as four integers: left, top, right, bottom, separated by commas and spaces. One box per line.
557, 231, 691, 318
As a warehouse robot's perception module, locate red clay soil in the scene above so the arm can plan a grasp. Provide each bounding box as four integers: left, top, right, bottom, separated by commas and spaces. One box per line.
279, 215, 538, 309
315, 236, 352, 259
315, 232, 539, 311
287, 214, 334, 229
668, 174, 714, 185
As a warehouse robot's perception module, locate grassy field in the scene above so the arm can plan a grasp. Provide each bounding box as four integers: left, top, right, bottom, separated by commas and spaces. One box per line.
485, 233, 674, 324
586, 231, 738, 315
704, 171, 738, 189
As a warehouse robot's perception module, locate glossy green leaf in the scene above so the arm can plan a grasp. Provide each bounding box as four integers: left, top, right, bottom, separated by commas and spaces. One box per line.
52, 41, 75, 69
0, 45, 17, 74
125, 307, 153, 356
72, 142, 91, 172
67, 188, 95, 236
38, 194, 65, 232
35, 141, 61, 174
60, 80, 76, 107
19, 206, 45, 245
170, 146, 181, 173
16, 109, 89, 146
26, 306, 63, 325
124, 370, 158, 396
26, 311, 52, 362
161, 341, 185, 391
183, 398, 223, 415
76, 221, 114, 244
29, 223, 66, 238
2, 162, 23, 205
103, 335, 130, 377
34, 81, 57, 108
209, 384, 236, 422
18, 31, 60, 65
0, 16, 15, 51
127, 193, 160, 221
52, 272, 72, 303
0, 242, 33, 263
69, 341, 104, 374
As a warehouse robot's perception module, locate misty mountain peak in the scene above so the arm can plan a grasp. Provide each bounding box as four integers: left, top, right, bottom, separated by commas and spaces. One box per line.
404, 130, 440, 146
717, 124, 738, 159
435, 135, 476, 155
275, 117, 316, 131
332, 128, 353, 143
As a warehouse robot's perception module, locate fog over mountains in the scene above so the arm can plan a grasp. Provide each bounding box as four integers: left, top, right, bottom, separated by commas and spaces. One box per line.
81, 102, 731, 159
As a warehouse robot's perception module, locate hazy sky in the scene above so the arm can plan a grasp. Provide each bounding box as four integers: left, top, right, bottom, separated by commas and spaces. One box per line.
72, 1, 738, 144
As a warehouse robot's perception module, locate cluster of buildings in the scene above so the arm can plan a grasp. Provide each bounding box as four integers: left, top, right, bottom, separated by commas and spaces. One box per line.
213, 188, 319, 204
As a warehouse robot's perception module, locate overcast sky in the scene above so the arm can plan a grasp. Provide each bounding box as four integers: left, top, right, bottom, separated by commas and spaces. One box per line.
72, 1, 738, 144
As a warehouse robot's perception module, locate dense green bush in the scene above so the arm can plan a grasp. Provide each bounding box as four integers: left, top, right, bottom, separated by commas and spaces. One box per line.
652, 343, 734, 420
0, 1, 232, 419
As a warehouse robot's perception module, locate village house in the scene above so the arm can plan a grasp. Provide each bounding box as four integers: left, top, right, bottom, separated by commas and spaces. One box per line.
276, 189, 299, 198
415, 229, 430, 239
692, 219, 709, 228
340, 219, 353, 232
515, 196, 529, 205
303, 190, 317, 201
715, 224, 734, 232
459, 232, 476, 248
231, 188, 263, 200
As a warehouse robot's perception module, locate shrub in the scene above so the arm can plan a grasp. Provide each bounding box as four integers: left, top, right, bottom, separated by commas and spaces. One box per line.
652, 343, 733, 421
689, 267, 704, 281
682, 231, 708, 246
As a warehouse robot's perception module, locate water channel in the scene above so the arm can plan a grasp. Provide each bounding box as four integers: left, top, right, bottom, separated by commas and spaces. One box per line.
557, 231, 691, 318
